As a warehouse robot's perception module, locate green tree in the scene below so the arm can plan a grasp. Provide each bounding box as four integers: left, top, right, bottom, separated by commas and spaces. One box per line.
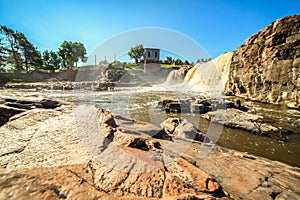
71, 42, 86, 67
165, 56, 173, 64
42, 50, 51, 69
16, 32, 42, 71
0, 26, 42, 71
49, 51, 61, 70
0, 26, 23, 70
128, 44, 144, 64
0, 38, 6, 71
58, 41, 86, 68
58, 41, 73, 68
184, 60, 190, 65
42, 50, 61, 71
175, 58, 183, 65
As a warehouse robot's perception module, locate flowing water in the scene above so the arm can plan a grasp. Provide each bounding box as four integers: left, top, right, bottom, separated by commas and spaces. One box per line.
184, 52, 234, 93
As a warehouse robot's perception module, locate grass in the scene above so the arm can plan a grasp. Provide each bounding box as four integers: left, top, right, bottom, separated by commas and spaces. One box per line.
161, 64, 175, 68
126, 63, 139, 67
7, 77, 43, 83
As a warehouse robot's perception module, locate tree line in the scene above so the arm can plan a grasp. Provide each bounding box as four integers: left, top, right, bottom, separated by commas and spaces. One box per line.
0, 25, 87, 72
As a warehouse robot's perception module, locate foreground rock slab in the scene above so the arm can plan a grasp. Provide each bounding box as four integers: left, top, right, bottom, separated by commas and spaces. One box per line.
0, 158, 227, 200
183, 144, 300, 200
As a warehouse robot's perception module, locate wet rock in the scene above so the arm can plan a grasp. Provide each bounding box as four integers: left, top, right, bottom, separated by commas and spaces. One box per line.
177, 65, 193, 80
40, 99, 60, 108
190, 103, 212, 114
203, 108, 290, 140
159, 97, 181, 113
0, 105, 25, 126
4, 102, 35, 110
160, 118, 207, 142
160, 97, 247, 114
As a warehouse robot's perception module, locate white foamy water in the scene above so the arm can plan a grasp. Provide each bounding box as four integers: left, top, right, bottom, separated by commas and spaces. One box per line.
164, 70, 178, 85
183, 52, 234, 95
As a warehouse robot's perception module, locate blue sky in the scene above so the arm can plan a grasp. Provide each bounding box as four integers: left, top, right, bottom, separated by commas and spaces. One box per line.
1, 0, 299, 62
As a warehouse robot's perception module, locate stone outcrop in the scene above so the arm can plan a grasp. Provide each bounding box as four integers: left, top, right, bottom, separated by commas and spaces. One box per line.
0, 105, 25, 126
176, 65, 193, 82
159, 97, 244, 114
183, 143, 300, 200
160, 118, 207, 142
225, 14, 300, 107
203, 108, 290, 140
0, 97, 64, 126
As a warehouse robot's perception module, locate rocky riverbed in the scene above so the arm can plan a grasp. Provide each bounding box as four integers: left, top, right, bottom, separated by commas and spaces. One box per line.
158, 96, 299, 140
0, 91, 299, 199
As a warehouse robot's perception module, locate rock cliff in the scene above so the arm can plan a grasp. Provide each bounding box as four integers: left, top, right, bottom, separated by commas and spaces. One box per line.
225, 14, 300, 107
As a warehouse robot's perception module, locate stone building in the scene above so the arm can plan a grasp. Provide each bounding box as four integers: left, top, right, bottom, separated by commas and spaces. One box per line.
143, 48, 161, 73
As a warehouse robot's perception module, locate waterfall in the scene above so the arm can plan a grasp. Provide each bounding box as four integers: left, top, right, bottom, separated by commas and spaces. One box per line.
184, 52, 234, 93
165, 70, 178, 85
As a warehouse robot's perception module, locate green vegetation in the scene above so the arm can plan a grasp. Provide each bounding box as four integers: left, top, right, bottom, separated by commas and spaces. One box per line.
0, 75, 10, 85
0, 74, 42, 86
164, 56, 173, 64
126, 63, 139, 67
0, 26, 42, 72
42, 50, 61, 71
175, 58, 183, 65
128, 44, 144, 64
0, 25, 87, 72
196, 58, 212, 63
58, 41, 86, 68
161, 64, 174, 68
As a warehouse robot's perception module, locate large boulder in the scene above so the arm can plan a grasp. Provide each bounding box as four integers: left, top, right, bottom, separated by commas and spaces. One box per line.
160, 117, 207, 142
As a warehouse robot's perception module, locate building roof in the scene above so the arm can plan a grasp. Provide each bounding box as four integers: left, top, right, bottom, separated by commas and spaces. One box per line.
144, 48, 160, 50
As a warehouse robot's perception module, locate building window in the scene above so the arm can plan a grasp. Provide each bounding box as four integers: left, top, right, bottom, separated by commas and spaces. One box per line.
155, 51, 158, 58
148, 51, 151, 57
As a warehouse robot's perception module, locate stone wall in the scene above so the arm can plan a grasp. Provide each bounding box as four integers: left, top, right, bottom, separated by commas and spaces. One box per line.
225, 15, 300, 106
1, 68, 78, 81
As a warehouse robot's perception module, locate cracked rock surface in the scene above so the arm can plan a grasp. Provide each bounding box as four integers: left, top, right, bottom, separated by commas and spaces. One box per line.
0, 97, 299, 199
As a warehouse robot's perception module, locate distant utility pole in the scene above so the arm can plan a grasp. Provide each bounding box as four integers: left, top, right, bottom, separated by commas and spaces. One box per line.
94, 54, 97, 66
114, 54, 116, 61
